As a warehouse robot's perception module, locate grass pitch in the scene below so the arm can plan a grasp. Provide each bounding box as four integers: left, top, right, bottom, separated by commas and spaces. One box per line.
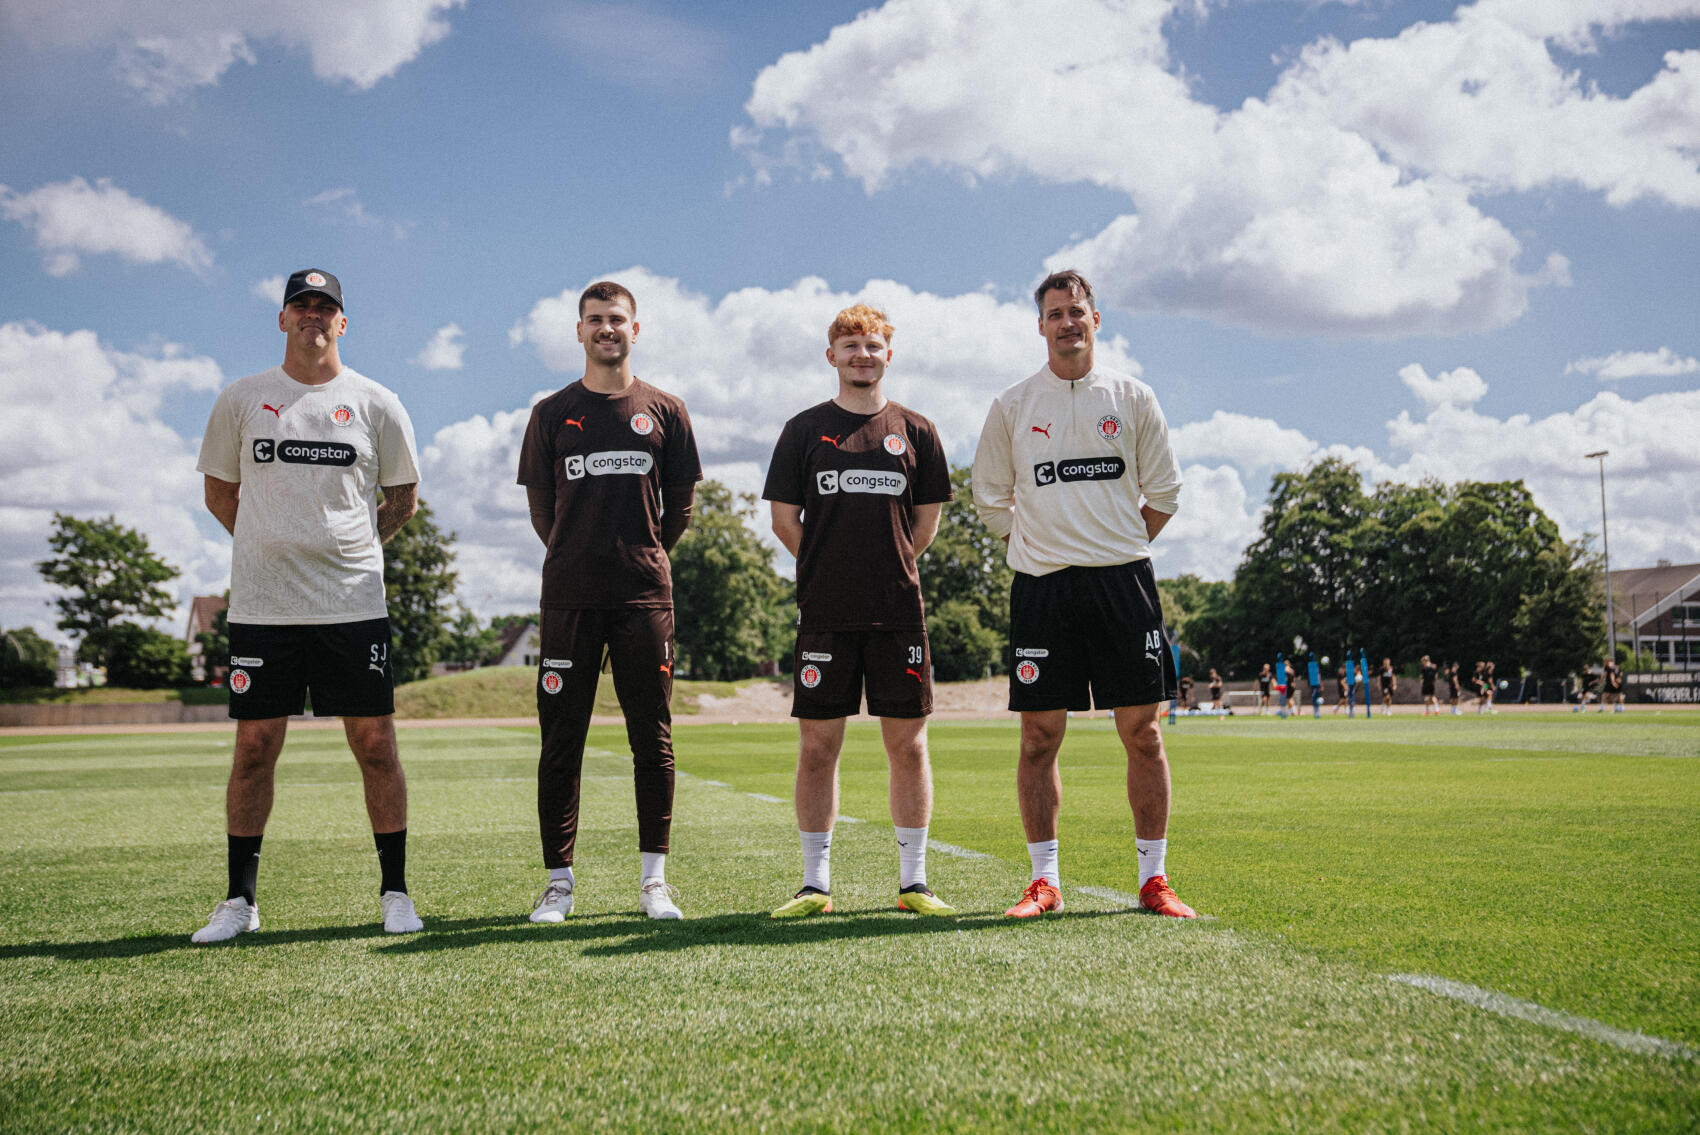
1, 714, 1695, 1131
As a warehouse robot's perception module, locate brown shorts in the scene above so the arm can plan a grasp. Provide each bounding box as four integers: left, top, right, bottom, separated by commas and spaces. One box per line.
792, 628, 932, 719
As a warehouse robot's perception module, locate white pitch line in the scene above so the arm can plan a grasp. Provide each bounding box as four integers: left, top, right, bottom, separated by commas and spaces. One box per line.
927, 839, 993, 860
746, 793, 786, 804
1389, 974, 1697, 1062
1076, 885, 1141, 907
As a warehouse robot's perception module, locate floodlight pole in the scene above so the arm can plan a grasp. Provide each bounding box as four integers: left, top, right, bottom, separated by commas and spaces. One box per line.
1585, 450, 1615, 664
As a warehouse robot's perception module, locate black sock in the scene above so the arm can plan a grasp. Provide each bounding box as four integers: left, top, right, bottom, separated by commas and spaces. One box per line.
227, 834, 262, 905
374, 828, 407, 895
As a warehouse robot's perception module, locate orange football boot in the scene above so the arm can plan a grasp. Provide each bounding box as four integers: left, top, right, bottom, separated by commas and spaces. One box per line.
1138, 874, 1197, 918
1003, 878, 1064, 918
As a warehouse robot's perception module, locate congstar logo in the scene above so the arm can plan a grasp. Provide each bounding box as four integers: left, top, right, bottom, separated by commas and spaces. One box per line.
1033, 456, 1125, 485
565, 451, 653, 480
278, 440, 357, 466
817, 469, 907, 496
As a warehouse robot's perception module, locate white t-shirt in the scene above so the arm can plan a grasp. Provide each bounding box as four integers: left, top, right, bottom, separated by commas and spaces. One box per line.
971, 363, 1181, 577
197, 366, 420, 624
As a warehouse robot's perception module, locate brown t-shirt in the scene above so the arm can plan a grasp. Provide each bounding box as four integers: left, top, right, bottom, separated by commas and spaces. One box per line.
517, 378, 702, 609
763, 399, 952, 631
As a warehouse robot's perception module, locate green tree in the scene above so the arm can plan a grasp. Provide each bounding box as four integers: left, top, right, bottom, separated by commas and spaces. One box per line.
1512, 539, 1605, 676
36, 513, 178, 667
383, 497, 459, 685
1158, 574, 1236, 677
919, 466, 1014, 677
102, 624, 192, 688
1230, 457, 1373, 671
671, 481, 792, 680
443, 602, 502, 667
1, 627, 58, 688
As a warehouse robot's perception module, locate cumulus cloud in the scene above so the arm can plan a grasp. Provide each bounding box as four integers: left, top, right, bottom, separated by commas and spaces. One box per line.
0, 177, 213, 277
304, 187, 410, 240
1398, 363, 1490, 411
508, 267, 1142, 465
0, 0, 466, 102
413, 324, 466, 371
0, 322, 233, 637
738, 0, 1699, 335
1566, 347, 1700, 381
251, 275, 287, 306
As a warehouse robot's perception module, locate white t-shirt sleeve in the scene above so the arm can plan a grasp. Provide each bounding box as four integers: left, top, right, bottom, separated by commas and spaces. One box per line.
376, 392, 421, 488
197, 386, 243, 483
1134, 386, 1181, 516
971, 394, 1016, 539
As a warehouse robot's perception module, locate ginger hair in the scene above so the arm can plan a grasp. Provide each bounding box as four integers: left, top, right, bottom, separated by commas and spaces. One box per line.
827, 303, 894, 344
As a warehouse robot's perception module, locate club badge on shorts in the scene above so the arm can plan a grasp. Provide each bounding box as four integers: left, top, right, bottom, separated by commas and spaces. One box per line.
1015, 660, 1041, 685
800, 664, 822, 689
229, 669, 251, 694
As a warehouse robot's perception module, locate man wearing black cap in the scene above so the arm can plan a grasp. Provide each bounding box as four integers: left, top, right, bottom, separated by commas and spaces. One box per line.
190, 269, 426, 943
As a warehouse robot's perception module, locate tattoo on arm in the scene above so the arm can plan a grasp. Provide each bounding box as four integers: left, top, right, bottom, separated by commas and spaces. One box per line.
377, 483, 418, 543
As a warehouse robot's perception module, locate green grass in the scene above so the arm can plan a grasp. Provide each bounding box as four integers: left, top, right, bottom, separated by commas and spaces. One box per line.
1, 716, 1696, 1131
390, 666, 757, 719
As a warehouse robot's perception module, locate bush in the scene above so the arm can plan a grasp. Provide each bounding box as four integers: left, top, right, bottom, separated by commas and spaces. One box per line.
102, 624, 192, 689
928, 599, 1004, 682
1, 627, 58, 687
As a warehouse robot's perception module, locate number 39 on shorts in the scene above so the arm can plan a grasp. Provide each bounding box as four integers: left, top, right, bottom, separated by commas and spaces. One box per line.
908, 645, 923, 664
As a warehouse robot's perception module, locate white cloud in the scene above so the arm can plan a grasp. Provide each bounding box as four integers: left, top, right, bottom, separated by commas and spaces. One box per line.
413, 323, 466, 371
1171, 411, 1320, 470
0, 177, 212, 277
1566, 347, 1700, 381
508, 268, 1142, 465
0, 322, 233, 638
1, 0, 465, 102
304, 187, 410, 240
739, 0, 1699, 335
251, 275, 287, 306
544, 3, 731, 95
1398, 363, 1490, 411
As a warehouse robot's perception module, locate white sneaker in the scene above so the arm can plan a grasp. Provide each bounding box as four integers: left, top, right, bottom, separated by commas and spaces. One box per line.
380, 890, 423, 934
191, 897, 259, 944
639, 880, 683, 920
530, 880, 574, 923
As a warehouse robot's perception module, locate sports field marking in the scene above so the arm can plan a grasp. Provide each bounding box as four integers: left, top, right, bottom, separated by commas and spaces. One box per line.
1389, 974, 1698, 1062
927, 838, 994, 860
745, 792, 786, 804
1076, 884, 1140, 907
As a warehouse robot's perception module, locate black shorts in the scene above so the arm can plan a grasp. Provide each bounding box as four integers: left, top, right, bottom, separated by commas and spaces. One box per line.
792, 629, 931, 719
226, 617, 395, 719
1007, 559, 1176, 712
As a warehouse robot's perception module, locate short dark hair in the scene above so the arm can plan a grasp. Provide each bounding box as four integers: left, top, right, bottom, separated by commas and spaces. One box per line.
579, 281, 636, 318
1034, 269, 1096, 312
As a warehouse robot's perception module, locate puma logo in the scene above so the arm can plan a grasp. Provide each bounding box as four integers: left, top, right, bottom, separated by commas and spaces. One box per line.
1031, 423, 1051, 438
563, 416, 585, 431
368, 661, 385, 673
905, 667, 923, 683
658, 660, 673, 676
820, 434, 842, 448
262, 403, 284, 418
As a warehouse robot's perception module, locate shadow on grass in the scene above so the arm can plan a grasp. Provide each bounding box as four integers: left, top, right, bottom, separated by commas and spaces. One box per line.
376, 906, 1143, 956
1, 907, 1173, 963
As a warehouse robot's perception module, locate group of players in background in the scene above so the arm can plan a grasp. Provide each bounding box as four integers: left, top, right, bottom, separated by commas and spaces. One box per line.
1180, 654, 1629, 716
187, 266, 1198, 944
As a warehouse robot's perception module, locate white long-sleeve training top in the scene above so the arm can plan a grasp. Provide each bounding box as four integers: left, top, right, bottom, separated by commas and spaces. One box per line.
972, 363, 1181, 577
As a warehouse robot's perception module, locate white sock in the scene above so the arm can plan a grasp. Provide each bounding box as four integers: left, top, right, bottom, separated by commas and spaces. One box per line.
800, 830, 832, 893
640, 851, 666, 887
549, 865, 574, 888
895, 826, 928, 890
1027, 839, 1060, 886
1136, 838, 1167, 888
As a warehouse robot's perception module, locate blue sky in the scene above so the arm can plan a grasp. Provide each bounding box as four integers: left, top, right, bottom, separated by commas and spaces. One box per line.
2, 0, 1697, 637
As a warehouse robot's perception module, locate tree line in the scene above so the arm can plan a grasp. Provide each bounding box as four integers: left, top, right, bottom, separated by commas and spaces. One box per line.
9, 458, 1603, 691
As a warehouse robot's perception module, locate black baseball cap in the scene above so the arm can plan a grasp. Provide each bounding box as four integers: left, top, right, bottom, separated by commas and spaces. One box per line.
282, 269, 344, 311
